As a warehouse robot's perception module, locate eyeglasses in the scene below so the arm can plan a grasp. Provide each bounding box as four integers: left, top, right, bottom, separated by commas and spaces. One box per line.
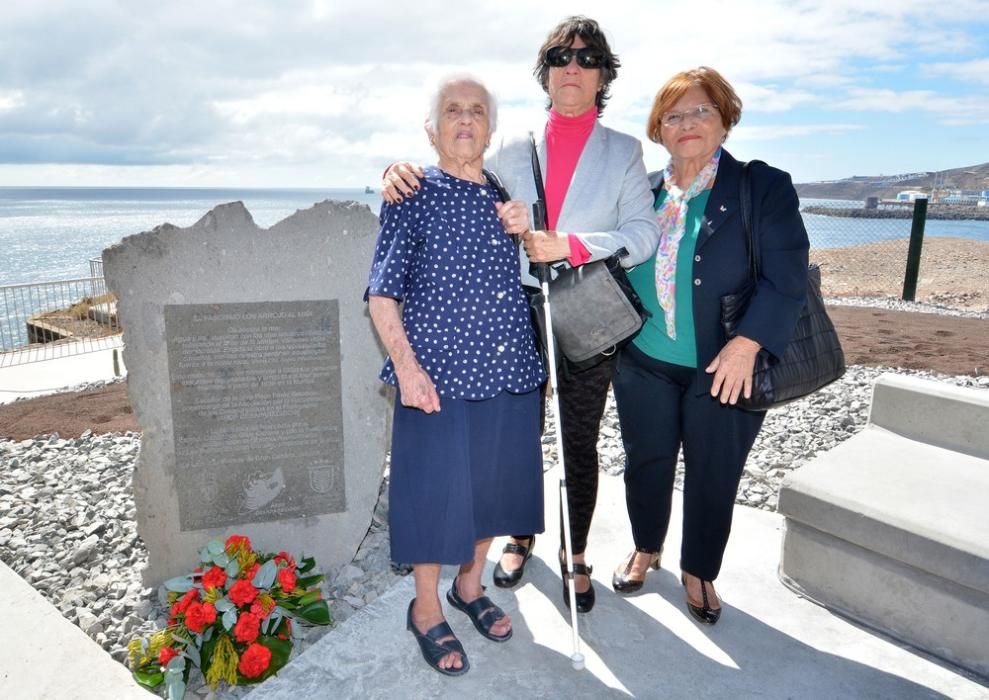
545, 46, 605, 69
660, 103, 719, 127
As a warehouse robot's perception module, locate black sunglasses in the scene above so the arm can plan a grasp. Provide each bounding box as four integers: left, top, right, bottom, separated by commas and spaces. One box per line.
545, 46, 605, 69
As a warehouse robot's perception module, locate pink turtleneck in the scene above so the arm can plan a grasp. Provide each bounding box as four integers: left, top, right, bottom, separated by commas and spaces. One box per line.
545, 107, 596, 265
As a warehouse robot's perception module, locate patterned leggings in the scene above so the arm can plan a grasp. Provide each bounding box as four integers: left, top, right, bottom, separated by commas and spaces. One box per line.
514, 354, 615, 555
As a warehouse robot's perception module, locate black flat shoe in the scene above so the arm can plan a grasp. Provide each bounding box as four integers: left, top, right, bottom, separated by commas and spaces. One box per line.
559, 553, 595, 614
492, 535, 535, 589
681, 574, 721, 625
406, 599, 469, 676
612, 548, 662, 594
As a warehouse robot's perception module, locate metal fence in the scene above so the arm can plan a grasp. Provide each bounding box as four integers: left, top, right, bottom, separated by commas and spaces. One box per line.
0, 275, 122, 368
801, 199, 987, 311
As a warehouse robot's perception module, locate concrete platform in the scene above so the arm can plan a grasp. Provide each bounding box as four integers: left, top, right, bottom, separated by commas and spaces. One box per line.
0, 560, 148, 700
779, 374, 989, 677
245, 464, 987, 700
0, 339, 125, 405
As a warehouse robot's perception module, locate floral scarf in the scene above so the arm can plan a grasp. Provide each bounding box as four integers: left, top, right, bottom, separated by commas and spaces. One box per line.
654, 148, 721, 339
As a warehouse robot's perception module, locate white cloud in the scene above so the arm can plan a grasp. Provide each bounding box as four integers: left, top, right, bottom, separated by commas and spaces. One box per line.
831, 88, 989, 124
732, 123, 865, 141
923, 58, 989, 85
0, 0, 986, 185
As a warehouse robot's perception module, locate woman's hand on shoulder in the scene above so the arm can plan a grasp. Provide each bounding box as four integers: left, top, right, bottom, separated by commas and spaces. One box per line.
494, 200, 530, 236
382, 162, 425, 204
522, 230, 570, 263
705, 336, 761, 405
395, 363, 441, 413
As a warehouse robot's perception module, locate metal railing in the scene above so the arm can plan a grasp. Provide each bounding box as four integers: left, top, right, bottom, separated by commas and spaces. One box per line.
0, 276, 122, 367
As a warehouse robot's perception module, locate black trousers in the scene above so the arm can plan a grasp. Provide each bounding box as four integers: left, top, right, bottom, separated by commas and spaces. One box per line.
612, 344, 765, 581
514, 354, 615, 556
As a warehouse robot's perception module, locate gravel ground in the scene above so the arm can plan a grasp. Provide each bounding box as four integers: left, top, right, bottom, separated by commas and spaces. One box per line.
0, 297, 987, 697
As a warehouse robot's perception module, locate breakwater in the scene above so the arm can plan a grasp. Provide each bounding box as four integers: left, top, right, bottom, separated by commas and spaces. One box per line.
802, 204, 989, 221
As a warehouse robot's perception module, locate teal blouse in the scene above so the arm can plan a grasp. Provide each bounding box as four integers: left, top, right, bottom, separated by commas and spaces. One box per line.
627, 189, 711, 368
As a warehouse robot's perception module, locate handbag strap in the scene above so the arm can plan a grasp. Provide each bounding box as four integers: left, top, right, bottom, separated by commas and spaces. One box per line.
740, 160, 766, 282
528, 132, 548, 230
483, 168, 510, 203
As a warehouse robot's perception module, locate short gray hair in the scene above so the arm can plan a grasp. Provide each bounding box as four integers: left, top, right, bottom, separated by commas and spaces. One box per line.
425, 75, 498, 135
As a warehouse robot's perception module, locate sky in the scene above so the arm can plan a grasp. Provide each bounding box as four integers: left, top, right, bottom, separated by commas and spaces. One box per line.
1, 0, 987, 189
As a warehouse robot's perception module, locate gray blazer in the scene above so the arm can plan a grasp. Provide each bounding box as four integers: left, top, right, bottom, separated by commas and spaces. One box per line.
487, 122, 660, 287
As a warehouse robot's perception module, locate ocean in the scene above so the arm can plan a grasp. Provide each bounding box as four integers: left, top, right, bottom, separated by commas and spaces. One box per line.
0, 187, 384, 285
2, 189, 988, 287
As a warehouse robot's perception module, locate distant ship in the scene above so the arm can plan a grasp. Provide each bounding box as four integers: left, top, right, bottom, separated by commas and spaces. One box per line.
365, 186, 375, 194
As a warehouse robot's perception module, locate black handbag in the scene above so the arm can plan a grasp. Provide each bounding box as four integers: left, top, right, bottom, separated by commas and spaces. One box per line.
525, 134, 649, 371
720, 160, 845, 411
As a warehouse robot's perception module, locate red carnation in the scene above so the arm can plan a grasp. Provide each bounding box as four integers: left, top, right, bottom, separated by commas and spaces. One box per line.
250, 596, 275, 619
170, 589, 199, 616
201, 565, 227, 590
233, 611, 261, 644
159, 646, 180, 667
228, 579, 259, 607
274, 551, 295, 568
225, 534, 252, 553
238, 643, 272, 678
184, 601, 217, 634
277, 567, 297, 593
244, 562, 261, 581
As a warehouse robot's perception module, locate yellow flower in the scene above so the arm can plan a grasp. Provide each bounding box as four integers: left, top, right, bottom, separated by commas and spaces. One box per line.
128, 629, 173, 669
206, 633, 239, 688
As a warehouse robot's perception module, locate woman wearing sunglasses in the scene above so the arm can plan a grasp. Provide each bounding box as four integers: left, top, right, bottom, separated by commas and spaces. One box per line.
382, 16, 659, 614
609, 67, 809, 625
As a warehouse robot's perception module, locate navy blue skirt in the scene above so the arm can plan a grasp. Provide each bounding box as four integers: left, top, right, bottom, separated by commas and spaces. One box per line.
388, 388, 544, 565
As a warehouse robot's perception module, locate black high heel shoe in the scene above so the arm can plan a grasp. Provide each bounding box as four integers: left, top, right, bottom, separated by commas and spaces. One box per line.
492, 535, 534, 589
681, 574, 721, 625
612, 548, 662, 594
559, 551, 595, 613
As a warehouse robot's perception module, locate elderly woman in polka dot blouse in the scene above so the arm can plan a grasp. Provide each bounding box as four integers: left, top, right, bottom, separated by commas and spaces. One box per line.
366, 76, 546, 677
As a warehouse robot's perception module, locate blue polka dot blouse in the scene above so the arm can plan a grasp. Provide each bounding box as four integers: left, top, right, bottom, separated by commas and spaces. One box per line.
367, 166, 545, 400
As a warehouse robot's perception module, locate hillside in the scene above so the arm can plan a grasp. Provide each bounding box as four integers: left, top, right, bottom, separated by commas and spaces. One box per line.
795, 161, 989, 201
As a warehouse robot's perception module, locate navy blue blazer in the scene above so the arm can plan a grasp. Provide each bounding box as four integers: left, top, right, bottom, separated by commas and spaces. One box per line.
648, 148, 809, 395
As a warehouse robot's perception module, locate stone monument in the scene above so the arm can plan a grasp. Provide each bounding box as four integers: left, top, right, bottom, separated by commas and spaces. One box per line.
103, 200, 388, 584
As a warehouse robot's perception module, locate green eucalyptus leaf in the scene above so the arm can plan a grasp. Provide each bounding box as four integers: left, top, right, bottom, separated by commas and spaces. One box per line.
225, 560, 240, 578
183, 644, 201, 668
212, 551, 231, 568
202, 625, 214, 642
252, 560, 278, 589
165, 676, 186, 700
198, 545, 212, 562
222, 608, 238, 631
163, 576, 195, 593
170, 633, 188, 647
214, 598, 233, 613
206, 539, 225, 555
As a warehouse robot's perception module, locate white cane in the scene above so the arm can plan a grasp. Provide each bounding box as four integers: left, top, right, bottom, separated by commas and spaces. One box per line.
535, 262, 585, 672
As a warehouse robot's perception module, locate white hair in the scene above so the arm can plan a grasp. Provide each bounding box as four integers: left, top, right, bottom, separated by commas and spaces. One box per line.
425, 74, 498, 135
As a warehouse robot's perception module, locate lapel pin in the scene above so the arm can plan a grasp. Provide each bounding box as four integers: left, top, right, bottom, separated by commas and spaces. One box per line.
719, 204, 727, 212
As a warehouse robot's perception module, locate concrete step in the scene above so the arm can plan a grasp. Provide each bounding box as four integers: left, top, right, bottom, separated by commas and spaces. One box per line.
779, 374, 989, 678
0, 560, 148, 700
